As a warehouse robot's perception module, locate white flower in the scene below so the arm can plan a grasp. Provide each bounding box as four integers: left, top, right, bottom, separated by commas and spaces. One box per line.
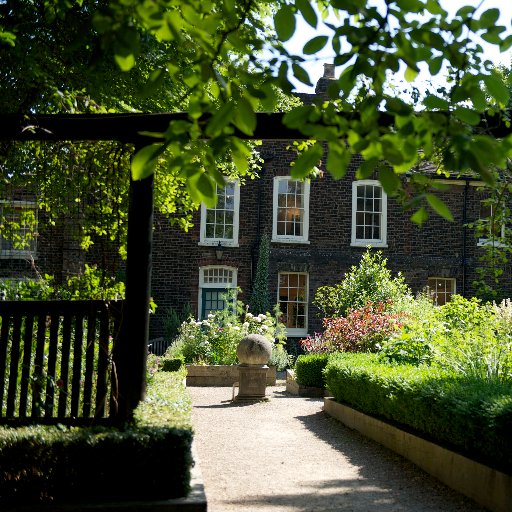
261, 325, 268, 330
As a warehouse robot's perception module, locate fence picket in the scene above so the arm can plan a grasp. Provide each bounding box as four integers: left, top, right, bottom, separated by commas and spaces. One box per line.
0, 315, 10, 416
6, 314, 22, 416
19, 315, 34, 417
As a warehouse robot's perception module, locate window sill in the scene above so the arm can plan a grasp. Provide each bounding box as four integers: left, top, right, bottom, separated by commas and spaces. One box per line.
0, 252, 37, 260
477, 239, 508, 248
351, 242, 388, 248
271, 238, 310, 245
198, 241, 239, 248
285, 328, 308, 337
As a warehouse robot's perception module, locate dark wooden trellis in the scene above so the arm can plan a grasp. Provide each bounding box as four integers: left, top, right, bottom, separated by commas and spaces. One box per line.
1, 111, 509, 422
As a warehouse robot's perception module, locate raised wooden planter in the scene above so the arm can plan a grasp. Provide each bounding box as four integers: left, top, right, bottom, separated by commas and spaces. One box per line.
285, 369, 329, 397
324, 397, 512, 512
186, 365, 276, 387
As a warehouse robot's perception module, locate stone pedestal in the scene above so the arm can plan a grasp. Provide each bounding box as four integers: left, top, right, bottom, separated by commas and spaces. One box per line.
235, 364, 270, 401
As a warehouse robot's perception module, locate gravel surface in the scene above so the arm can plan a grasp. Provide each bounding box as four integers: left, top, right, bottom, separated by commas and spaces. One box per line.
190, 382, 487, 512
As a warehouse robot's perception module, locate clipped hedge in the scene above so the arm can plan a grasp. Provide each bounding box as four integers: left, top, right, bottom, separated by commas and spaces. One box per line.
325, 353, 512, 473
0, 369, 193, 506
294, 353, 330, 388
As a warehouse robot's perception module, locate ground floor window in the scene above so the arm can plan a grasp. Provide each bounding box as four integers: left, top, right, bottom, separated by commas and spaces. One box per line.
427, 277, 456, 305
198, 266, 237, 319
278, 272, 308, 336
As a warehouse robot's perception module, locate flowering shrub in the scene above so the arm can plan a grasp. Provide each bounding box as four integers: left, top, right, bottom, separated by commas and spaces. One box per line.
165, 303, 289, 369
323, 302, 403, 352
299, 332, 330, 353
300, 302, 403, 354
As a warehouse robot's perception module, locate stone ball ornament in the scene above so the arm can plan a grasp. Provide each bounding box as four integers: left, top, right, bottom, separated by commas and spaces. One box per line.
237, 334, 272, 365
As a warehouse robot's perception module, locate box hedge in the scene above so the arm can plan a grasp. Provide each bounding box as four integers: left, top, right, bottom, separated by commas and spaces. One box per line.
0, 369, 193, 506
325, 353, 512, 473
294, 353, 330, 388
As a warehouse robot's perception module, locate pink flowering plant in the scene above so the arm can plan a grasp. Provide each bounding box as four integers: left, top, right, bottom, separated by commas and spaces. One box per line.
300, 301, 403, 354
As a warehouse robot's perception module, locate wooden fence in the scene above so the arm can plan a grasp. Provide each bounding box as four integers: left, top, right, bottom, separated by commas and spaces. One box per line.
0, 300, 123, 425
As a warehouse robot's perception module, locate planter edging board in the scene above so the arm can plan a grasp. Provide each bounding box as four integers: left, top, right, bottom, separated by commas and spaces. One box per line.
324, 397, 511, 512
186, 364, 276, 387
285, 369, 329, 397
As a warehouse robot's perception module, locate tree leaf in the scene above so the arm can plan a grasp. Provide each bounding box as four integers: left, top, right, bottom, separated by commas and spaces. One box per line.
292, 63, 312, 86
131, 143, 163, 181
454, 107, 481, 125
484, 74, 510, 106
296, 0, 317, 28
426, 193, 454, 221
378, 166, 401, 195
404, 66, 419, 82
205, 101, 235, 137
233, 97, 256, 135
303, 35, 328, 55
291, 143, 323, 179
479, 8, 500, 29
326, 142, 349, 180
410, 207, 429, 225
188, 171, 217, 207
423, 95, 449, 110
274, 4, 296, 42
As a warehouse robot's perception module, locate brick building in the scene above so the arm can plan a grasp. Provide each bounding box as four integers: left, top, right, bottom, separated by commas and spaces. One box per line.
2, 66, 511, 348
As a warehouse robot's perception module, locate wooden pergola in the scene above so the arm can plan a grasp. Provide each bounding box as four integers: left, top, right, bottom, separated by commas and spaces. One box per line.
0, 112, 300, 421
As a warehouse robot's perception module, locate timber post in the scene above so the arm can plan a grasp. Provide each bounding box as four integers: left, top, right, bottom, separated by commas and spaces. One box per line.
113, 159, 154, 423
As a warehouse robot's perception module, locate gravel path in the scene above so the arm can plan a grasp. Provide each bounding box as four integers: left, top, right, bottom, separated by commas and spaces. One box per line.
190, 382, 487, 512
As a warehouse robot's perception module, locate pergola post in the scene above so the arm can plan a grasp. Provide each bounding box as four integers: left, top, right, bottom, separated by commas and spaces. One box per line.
113, 171, 154, 422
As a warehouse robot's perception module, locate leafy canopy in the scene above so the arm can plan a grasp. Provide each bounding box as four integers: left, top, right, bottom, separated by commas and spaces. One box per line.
1, 0, 512, 221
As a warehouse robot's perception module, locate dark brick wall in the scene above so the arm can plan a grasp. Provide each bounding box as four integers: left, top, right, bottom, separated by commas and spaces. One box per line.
148, 141, 512, 340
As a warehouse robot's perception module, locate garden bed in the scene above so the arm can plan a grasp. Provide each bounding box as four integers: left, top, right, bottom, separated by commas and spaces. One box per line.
186, 364, 277, 386
324, 397, 512, 512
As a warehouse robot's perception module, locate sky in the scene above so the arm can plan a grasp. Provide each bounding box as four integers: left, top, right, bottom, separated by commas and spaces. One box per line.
284, 0, 512, 94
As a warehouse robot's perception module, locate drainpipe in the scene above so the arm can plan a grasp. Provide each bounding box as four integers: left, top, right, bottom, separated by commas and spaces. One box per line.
462, 180, 469, 296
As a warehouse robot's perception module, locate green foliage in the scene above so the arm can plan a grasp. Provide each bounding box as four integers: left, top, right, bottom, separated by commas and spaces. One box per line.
165, 298, 290, 369
313, 249, 411, 318
325, 353, 512, 472
248, 233, 271, 315
294, 353, 329, 388
162, 304, 194, 341
58, 264, 125, 301
0, 276, 54, 300
0, 371, 193, 505
3, 0, 512, 217
468, 176, 512, 302
379, 294, 512, 382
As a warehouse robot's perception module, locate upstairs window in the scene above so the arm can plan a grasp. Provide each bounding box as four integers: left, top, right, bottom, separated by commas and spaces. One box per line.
477, 201, 506, 247
278, 272, 308, 336
0, 201, 38, 259
200, 182, 240, 246
427, 277, 456, 305
351, 180, 387, 247
272, 177, 310, 243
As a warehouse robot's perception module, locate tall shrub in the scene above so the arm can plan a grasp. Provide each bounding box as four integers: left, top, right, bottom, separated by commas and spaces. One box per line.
313, 249, 410, 318
249, 233, 270, 315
